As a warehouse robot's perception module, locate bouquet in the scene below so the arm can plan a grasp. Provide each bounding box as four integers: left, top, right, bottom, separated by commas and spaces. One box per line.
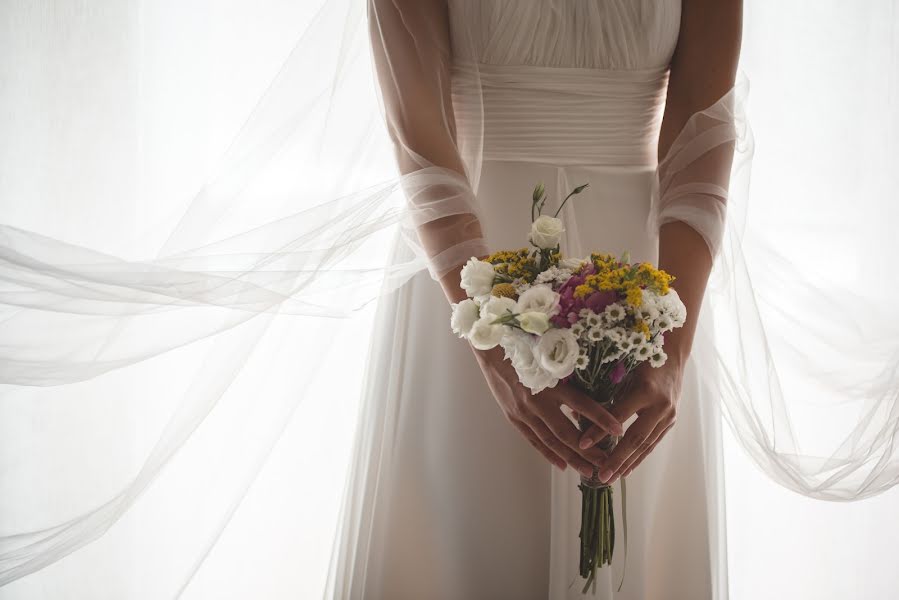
449, 182, 687, 594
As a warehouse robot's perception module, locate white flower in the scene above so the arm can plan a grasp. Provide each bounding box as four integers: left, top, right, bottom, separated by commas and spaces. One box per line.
534, 328, 580, 379
515, 280, 533, 294
628, 331, 645, 347
559, 256, 589, 271
655, 314, 674, 332
468, 316, 505, 350
459, 257, 495, 298
649, 349, 668, 368
518, 311, 551, 335
607, 327, 627, 343
636, 302, 659, 325
450, 298, 480, 338
530, 215, 565, 249
516, 284, 561, 317
658, 288, 687, 327
601, 347, 625, 364
569, 322, 586, 338
640, 288, 662, 310
575, 352, 590, 370
534, 265, 573, 286
480, 296, 517, 321
603, 303, 626, 323
586, 326, 604, 342
519, 365, 558, 393
501, 330, 558, 393
634, 340, 654, 362
584, 311, 601, 328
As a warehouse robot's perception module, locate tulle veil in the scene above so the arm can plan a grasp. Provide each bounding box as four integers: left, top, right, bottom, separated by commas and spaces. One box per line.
1, 0, 897, 594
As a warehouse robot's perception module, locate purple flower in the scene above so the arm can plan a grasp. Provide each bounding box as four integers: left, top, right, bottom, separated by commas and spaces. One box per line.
585, 290, 617, 313
609, 360, 627, 385
550, 314, 570, 328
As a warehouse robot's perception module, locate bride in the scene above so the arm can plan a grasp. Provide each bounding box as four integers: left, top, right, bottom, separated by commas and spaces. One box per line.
328, 0, 741, 598
5, 0, 897, 597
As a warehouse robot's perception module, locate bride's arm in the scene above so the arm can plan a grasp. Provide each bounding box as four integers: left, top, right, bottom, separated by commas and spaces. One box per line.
368, 0, 624, 476
578, 0, 743, 483
655, 0, 742, 368
367, 0, 487, 304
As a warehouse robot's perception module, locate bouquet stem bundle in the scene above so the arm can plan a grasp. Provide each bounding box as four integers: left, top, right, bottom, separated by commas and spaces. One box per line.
576, 409, 618, 594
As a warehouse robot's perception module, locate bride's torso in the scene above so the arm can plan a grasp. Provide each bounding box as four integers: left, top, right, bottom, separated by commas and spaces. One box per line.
448, 0, 682, 167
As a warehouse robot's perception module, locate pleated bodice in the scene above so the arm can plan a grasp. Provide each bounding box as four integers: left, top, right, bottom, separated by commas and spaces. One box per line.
449, 0, 682, 167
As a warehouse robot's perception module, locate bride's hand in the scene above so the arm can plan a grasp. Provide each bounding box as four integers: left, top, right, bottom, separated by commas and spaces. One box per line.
578, 359, 684, 484
470, 344, 625, 478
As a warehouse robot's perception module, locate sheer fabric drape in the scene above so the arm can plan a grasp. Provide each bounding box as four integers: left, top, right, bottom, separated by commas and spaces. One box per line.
1, 0, 897, 595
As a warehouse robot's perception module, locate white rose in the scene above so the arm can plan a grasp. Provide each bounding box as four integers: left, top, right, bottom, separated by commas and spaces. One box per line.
468, 316, 505, 350
450, 298, 480, 338
534, 328, 580, 379
519, 365, 558, 395
459, 257, 495, 298
559, 256, 589, 271
480, 296, 517, 321
516, 284, 561, 317
518, 311, 550, 335
500, 330, 558, 394
501, 329, 537, 370
529, 215, 565, 249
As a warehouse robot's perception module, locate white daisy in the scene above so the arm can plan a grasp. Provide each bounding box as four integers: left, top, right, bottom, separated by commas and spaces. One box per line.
628, 331, 645, 347
603, 302, 626, 323
649, 349, 668, 368
634, 341, 653, 362
575, 353, 590, 370
655, 314, 673, 332
601, 347, 625, 364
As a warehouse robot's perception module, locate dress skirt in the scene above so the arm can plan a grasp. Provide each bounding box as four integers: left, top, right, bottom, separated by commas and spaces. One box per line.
327, 159, 729, 600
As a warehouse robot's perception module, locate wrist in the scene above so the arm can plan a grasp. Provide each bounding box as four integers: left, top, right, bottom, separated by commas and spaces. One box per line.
469, 341, 503, 367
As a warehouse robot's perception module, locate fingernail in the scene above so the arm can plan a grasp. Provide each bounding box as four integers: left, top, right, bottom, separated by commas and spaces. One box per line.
556, 460, 567, 471
579, 465, 594, 478
579, 437, 592, 449
599, 468, 612, 483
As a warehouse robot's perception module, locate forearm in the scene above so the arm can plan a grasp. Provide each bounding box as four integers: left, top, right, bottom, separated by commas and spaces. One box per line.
652, 0, 741, 366
657, 220, 712, 367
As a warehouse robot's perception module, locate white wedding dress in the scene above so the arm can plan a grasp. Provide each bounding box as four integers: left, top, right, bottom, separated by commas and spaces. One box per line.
328, 1, 728, 598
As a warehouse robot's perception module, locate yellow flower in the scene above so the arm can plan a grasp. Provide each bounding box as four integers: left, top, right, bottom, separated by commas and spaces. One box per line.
574, 284, 593, 299
635, 318, 651, 339
626, 286, 643, 307
491, 283, 517, 298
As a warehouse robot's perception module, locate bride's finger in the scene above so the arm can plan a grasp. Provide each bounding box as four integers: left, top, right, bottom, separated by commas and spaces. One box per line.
509, 417, 567, 470
578, 421, 616, 450
596, 409, 663, 483
526, 415, 598, 479
556, 387, 624, 437
619, 418, 675, 479
539, 405, 608, 473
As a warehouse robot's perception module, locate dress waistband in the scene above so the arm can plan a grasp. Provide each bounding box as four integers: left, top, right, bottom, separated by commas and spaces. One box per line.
451, 62, 669, 167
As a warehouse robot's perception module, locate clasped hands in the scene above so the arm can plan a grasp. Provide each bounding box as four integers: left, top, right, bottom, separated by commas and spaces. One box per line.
473, 344, 683, 483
